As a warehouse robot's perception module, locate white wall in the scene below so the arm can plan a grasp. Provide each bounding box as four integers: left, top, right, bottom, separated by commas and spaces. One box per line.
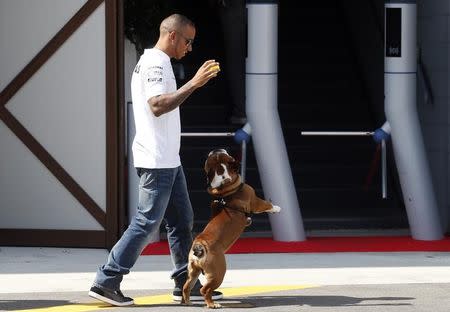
417, 0, 450, 232
0, 0, 105, 230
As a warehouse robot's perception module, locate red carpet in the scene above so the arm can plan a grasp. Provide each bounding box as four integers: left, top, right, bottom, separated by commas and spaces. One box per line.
141, 236, 450, 255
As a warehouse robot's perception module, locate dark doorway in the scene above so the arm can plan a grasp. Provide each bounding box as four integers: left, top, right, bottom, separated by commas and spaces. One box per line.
123, 0, 407, 236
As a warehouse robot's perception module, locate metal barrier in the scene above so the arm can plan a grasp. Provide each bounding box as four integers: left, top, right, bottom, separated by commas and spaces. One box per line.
301, 131, 387, 199
181, 132, 247, 182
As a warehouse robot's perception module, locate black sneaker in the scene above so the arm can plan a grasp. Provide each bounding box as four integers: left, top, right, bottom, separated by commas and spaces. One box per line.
172, 278, 223, 301
88, 286, 134, 306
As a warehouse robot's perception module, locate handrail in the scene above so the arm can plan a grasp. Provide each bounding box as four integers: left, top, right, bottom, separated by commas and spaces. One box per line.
301, 131, 374, 136
181, 132, 234, 137
301, 131, 387, 199
181, 132, 247, 182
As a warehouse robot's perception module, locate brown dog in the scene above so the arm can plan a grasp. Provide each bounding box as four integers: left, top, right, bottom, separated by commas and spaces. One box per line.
181, 149, 281, 308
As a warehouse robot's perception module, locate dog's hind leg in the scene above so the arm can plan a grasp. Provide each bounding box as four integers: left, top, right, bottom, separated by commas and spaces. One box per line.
201, 253, 226, 308
181, 263, 201, 305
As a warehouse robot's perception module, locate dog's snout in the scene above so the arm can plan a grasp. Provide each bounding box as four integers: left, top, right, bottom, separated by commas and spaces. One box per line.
209, 164, 233, 188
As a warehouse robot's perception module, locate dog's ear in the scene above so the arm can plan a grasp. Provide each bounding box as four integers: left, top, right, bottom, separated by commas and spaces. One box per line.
204, 158, 209, 173
204, 158, 212, 184
228, 158, 241, 173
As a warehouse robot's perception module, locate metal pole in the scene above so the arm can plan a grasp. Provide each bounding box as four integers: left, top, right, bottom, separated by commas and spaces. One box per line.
181, 132, 234, 137
241, 140, 247, 182
301, 131, 374, 136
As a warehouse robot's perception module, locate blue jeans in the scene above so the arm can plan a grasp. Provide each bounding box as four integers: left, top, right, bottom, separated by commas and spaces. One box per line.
93, 166, 194, 291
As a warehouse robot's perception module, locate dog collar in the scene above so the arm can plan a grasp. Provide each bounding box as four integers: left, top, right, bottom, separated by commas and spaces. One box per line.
207, 175, 242, 197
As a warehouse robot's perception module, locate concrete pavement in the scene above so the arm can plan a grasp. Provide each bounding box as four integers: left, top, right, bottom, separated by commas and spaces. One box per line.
1, 246, 450, 311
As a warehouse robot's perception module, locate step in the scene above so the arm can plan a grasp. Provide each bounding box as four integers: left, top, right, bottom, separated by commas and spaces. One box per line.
188, 186, 405, 232
278, 80, 362, 99
174, 0, 403, 233
180, 104, 229, 126
185, 156, 385, 187
279, 62, 357, 80
181, 141, 377, 162
278, 46, 353, 66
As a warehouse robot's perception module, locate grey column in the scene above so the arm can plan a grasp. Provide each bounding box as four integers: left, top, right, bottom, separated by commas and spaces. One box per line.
384, 1, 443, 240
246, 0, 305, 241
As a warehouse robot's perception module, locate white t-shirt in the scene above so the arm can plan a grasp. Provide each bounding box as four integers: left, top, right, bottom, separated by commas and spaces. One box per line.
131, 48, 181, 168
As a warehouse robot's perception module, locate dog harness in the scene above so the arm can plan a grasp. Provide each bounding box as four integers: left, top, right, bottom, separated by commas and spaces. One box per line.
211, 183, 253, 227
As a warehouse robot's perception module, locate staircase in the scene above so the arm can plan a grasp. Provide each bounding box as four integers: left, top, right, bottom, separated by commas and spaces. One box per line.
276, 1, 406, 230
177, 1, 407, 234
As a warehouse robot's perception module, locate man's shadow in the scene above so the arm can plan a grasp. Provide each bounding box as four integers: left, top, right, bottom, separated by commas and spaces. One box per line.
0, 300, 82, 311
241, 295, 414, 307
134, 294, 415, 308
1, 295, 415, 310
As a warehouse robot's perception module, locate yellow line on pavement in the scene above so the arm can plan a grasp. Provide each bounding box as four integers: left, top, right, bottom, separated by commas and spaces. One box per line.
12, 285, 317, 312
220, 285, 316, 297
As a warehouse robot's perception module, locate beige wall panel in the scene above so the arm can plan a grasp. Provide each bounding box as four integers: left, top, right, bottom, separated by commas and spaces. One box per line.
0, 0, 87, 91
0, 1, 106, 230
0, 121, 102, 230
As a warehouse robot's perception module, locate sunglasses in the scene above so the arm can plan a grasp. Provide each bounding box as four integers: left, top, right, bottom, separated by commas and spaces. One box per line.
162, 26, 194, 47
176, 31, 194, 47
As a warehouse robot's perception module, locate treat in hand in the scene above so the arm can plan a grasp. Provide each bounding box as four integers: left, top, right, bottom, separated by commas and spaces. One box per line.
210, 64, 220, 72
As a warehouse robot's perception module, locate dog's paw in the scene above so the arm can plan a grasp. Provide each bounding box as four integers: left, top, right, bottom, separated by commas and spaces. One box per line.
269, 205, 281, 213
207, 303, 222, 309
181, 297, 192, 305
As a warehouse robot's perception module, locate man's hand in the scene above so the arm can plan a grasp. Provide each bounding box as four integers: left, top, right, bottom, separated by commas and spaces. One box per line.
190, 60, 220, 88
148, 60, 221, 117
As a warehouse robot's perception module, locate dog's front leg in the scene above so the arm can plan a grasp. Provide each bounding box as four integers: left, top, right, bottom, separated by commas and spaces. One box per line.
267, 205, 281, 213
250, 196, 282, 214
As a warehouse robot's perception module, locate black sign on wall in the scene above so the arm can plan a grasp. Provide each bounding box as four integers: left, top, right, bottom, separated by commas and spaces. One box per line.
386, 8, 402, 57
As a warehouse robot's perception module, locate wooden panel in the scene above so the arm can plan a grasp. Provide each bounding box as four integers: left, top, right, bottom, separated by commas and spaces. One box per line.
0, 0, 122, 248
0, 229, 105, 248
105, 0, 120, 249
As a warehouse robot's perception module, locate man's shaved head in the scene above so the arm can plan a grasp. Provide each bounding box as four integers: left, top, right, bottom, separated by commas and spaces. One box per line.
160, 14, 195, 33
154, 13, 196, 60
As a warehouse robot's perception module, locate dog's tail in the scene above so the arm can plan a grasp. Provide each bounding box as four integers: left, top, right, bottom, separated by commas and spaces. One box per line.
192, 242, 207, 258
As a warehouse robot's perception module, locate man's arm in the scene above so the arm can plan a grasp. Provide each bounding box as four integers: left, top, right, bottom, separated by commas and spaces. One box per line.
148, 59, 219, 117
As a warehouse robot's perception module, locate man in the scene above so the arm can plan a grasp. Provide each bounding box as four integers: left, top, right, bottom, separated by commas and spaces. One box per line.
88, 13, 222, 306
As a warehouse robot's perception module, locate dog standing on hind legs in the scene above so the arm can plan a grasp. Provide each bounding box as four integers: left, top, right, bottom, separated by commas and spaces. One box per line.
181, 149, 281, 308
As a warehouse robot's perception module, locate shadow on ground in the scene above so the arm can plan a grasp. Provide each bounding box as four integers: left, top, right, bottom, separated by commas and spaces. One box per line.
0, 294, 415, 311
0, 299, 72, 310
243, 295, 415, 307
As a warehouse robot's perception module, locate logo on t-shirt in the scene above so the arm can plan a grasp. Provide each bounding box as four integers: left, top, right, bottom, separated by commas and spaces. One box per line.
145, 66, 163, 83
